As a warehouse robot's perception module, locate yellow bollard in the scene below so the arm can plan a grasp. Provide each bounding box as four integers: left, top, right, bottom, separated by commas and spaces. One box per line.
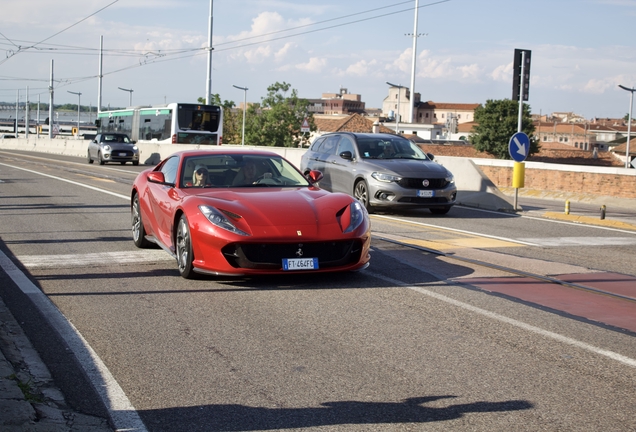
565, 200, 570, 215
512, 162, 525, 188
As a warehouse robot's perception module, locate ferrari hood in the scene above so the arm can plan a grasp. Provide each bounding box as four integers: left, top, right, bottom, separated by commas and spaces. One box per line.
196, 187, 356, 232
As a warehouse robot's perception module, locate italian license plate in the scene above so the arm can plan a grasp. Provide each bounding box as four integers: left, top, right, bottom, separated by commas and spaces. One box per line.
283, 257, 319, 271
119, 152, 127, 156
417, 190, 434, 197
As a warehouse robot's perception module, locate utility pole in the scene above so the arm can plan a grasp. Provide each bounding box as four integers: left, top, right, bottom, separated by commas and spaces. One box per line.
98, 36, 103, 113
205, 0, 214, 104
49, 59, 54, 139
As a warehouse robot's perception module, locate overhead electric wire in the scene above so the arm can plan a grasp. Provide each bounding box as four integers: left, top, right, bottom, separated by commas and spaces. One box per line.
0, 0, 120, 66
1, 1, 450, 92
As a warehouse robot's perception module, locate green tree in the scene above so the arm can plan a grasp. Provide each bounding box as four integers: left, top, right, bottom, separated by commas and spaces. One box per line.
470, 99, 539, 159
198, 94, 241, 144
244, 81, 314, 147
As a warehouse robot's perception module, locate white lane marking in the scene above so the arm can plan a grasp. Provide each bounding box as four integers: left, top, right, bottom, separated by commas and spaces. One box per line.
18, 250, 173, 269
371, 214, 539, 246
0, 162, 129, 200
519, 237, 636, 247
369, 271, 636, 369
0, 248, 148, 431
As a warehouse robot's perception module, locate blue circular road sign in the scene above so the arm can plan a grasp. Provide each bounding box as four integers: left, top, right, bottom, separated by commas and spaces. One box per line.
509, 132, 530, 162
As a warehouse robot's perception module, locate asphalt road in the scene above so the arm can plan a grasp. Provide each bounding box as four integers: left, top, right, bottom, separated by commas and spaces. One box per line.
1, 150, 635, 431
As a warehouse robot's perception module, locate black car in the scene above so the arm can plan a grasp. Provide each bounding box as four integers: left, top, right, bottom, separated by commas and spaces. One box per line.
87, 133, 140, 165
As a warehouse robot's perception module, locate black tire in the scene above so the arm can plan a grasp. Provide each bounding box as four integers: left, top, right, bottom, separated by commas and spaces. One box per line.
120, 161, 126, 165
430, 206, 452, 215
131, 195, 151, 248
354, 179, 373, 212
98, 151, 105, 165
87, 150, 93, 164
133, 161, 139, 166
176, 215, 196, 279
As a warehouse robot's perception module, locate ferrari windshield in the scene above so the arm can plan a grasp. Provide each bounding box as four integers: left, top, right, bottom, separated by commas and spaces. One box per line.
181, 154, 311, 188
356, 137, 430, 160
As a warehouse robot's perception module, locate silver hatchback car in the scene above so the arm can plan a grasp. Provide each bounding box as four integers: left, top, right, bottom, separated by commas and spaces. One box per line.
87, 133, 140, 166
300, 132, 457, 214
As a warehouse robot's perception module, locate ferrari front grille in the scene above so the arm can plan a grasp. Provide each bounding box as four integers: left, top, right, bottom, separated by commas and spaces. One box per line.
221, 240, 363, 270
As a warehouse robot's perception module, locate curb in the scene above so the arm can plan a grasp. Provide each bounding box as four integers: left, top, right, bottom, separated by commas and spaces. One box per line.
540, 211, 636, 231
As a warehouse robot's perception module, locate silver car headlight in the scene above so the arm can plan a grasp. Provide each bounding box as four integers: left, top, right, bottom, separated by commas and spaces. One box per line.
199, 205, 249, 236
446, 174, 455, 184
340, 201, 367, 234
371, 172, 402, 183
103, 145, 111, 151
133, 145, 139, 151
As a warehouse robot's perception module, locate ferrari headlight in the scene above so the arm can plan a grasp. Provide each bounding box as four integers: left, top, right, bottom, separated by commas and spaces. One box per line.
371, 172, 402, 183
339, 201, 367, 234
199, 205, 249, 236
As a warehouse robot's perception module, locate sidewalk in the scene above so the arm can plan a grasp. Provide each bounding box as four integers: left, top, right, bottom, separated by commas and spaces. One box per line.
0, 296, 113, 431
499, 187, 636, 231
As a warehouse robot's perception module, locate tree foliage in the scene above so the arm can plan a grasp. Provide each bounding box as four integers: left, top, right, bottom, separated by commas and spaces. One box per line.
244, 81, 315, 147
470, 99, 539, 159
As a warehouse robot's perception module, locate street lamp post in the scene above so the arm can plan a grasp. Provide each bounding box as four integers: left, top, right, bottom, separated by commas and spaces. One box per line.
118, 87, 133, 107
233, 85, 248, 146
67, 91, 81, 138
619, 84, 635, 169
386, 82, 405, 134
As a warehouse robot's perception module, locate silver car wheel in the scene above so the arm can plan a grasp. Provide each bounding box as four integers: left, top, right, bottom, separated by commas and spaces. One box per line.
354, 180, 371, 211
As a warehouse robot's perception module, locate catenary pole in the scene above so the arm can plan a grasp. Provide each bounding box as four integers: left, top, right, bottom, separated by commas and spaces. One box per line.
205, 0, 214, 104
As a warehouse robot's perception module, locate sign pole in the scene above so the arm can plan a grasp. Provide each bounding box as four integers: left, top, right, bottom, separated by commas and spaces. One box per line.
514, 50, 527, 211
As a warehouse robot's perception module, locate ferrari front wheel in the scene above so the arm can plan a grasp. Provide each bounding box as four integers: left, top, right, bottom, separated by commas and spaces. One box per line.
132, 195, 151, 248
176, 215, 196, 279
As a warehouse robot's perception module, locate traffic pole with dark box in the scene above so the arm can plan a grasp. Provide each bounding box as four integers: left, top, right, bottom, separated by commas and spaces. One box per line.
511, 48, 531, 211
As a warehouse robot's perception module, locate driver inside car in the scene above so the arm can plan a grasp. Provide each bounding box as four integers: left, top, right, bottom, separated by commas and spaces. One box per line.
232, 159, 272, 185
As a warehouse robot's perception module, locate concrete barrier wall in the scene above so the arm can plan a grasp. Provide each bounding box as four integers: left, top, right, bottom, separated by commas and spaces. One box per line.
4, 136, 634, 209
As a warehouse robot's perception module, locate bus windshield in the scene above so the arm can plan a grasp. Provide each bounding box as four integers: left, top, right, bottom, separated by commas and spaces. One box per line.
178, 104, 221, 133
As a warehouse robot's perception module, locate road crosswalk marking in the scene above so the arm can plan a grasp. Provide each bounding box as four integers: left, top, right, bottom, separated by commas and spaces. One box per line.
17, 250, 173, 269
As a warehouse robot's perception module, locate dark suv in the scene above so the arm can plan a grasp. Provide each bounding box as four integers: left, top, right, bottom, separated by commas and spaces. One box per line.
300, 132, 457, 214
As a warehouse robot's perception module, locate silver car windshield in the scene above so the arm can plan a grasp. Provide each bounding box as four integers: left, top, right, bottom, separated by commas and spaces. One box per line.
356, 137, 429, 160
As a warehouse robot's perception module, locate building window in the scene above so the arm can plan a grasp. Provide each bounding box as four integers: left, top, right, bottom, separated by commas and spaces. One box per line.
458, 114, 461, 119
425, 113, 429, 118
564, 137, 568, 142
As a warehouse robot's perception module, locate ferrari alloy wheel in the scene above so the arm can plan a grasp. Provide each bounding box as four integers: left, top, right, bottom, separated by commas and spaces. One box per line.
132, 195, 151, 248
176, 215, 196, 279
354, 179, 372, 212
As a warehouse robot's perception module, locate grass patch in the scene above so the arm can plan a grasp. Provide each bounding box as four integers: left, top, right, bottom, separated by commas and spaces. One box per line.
9, 373, 45, 403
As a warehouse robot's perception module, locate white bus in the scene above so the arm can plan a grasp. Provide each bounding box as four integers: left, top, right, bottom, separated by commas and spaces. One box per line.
96, 102, 223, 145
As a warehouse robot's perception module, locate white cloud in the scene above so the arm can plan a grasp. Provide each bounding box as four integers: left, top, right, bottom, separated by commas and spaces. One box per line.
491, 62, 513, 82
295, 57, 327, 72
344, 59, 378, 76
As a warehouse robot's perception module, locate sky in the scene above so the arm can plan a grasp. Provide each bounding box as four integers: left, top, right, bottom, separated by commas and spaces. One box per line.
1, 0, 635, 120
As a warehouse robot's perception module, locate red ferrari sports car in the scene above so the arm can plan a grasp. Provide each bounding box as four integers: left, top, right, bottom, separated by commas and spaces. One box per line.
131, 149, 371, 278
